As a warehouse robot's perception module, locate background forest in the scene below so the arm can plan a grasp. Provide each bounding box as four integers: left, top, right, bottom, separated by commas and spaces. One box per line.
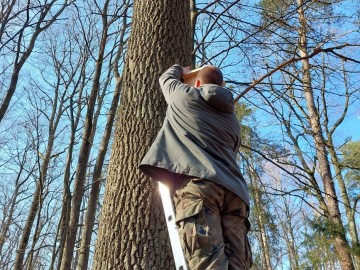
0, 0, 359, 269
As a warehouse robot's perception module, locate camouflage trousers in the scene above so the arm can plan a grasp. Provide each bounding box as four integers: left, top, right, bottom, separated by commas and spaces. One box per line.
173, 177, 252, 270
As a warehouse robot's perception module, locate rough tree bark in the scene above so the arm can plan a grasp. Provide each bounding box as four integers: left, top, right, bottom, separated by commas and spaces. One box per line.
92, 0, 192, 269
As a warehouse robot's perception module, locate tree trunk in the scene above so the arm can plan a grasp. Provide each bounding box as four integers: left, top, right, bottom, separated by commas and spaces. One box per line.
92, 0, 192, 268
297, 1, 354, 269
321, 60, 360, 265
13, 156, 49, 270
59, 2, 117, 269
76, 19, 126, 267
0, 160, 30, 255
251, 172, 272, 270
53, 51, 88, 270
13, 110, 61, 269
281, 200, 300, 270
287, 221, 300, 270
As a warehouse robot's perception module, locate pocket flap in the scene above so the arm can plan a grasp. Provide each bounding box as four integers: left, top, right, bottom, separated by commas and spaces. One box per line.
175, 199, 203, 223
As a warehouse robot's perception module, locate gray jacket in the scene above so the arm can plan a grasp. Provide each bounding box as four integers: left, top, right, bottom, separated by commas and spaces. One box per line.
139, 64, 249, 206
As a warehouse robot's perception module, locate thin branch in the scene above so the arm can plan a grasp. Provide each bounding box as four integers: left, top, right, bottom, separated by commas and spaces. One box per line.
234, 43, 359, 103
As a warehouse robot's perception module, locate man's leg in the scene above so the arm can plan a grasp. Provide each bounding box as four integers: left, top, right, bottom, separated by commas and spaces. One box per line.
173, 177, 228, 270
221, 190, 252, 270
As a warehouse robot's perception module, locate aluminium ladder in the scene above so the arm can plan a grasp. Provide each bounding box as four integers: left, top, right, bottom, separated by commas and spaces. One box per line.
158, 182, 188, 270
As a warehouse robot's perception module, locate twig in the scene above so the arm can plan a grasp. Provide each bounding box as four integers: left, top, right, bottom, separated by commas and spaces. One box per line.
233, 43, 359, 103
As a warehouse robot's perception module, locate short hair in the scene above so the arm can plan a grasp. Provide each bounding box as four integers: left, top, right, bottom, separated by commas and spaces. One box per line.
196, 66, 223, 86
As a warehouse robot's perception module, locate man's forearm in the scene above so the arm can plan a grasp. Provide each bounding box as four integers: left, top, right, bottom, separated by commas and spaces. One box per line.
159, 64, 187, 103
159, 64, 183, 86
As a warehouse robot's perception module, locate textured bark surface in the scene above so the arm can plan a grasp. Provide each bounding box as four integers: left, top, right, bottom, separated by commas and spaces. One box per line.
93, 0, 192, 269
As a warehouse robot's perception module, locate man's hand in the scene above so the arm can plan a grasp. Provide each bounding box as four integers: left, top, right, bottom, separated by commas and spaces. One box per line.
182, 66, 191, 75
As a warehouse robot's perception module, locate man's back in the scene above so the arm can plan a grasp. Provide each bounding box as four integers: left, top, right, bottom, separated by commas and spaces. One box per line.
140, 64, 249, 206
139, 64, 252, 270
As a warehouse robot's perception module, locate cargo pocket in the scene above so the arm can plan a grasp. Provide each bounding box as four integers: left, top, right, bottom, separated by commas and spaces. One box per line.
175, 199, 213, 257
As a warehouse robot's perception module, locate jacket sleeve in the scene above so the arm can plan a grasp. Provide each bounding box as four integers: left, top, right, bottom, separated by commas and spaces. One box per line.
159, 64, 191, 103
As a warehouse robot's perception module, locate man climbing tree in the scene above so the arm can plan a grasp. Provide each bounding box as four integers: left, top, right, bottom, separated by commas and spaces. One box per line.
140, 64, 252, 269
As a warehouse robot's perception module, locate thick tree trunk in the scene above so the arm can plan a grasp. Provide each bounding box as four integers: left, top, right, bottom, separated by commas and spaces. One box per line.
92, 0, 192, 269
297, 1, 354, 269
190, 0, 197, 68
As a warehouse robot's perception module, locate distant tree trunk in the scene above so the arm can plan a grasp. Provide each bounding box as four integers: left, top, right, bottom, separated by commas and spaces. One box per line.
13, 144, 51, 270
53, 97, 81, 270
250, 171, 272, 270
76, 10, 127, 267
297, 1, 354, 269
280, 199, 300, 270
0, 187, 18, 255
0, 153, 34, 257
53, 51, 88, 270
26, 200, 44, 269
13, 82, 66, 270
59, 1, 116, 268
92, 0, 192, 269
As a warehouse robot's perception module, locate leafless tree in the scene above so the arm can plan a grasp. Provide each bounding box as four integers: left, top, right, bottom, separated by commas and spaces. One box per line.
0, 0, 72, 123
59, 1, 129, 269
0, 129, 36, 269
76, 3, 130, 270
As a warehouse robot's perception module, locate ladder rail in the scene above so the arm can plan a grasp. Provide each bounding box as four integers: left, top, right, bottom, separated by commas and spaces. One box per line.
158, 181, 188, 270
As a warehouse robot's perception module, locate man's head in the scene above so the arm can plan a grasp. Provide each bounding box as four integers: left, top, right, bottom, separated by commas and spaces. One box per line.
194, 65, 223, 87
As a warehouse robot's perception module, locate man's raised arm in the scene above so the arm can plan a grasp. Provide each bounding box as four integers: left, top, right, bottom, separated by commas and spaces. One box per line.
159, 64, 190, 103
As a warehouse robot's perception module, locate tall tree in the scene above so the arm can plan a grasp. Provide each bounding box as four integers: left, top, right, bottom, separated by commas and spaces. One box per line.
250, 0, 359, 267
59, 0, 124, 268
295, 1, 354, 268
0, 130, 36, 269
76, 4, 130, 269
13, 59, 71, 270
93, 0, 192, 268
